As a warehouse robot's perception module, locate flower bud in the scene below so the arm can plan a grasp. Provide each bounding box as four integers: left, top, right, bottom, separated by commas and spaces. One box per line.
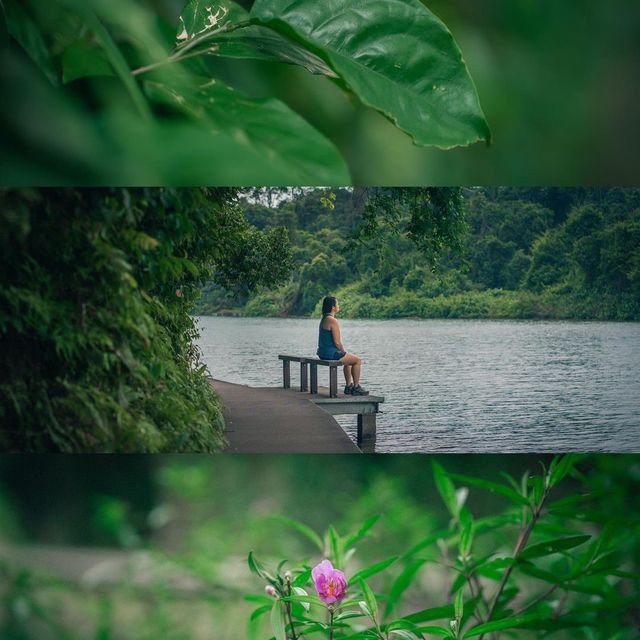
265, 585, 277, 598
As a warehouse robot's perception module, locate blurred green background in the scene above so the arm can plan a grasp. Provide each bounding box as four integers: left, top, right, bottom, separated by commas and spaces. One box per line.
248, 0, 640, 184
0, 454, 638, 638
2, 0, 640, 185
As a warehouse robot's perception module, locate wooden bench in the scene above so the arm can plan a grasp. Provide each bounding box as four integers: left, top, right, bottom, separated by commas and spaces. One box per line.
278, 355, 309, 392
278, 354, 342, 398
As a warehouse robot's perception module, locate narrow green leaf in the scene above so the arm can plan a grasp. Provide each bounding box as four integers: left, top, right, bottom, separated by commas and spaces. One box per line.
360, 579, 379, 624
344, 514, 381, 549
250, 0, 491, 149
433, 460, 459, 517
384, 558, 427, 618
454, 588, 464, 623
406, 604, 453, 624
80, 9, 152, 121
270, 600, 286, 640
351, 556, 398, 584
250, 604, 272, 621
448, 473, 530, 506
292, 568, 312, 587
248, 551, 276, 583
549, 454, 578, 487
269, 515, 324, 550
519, 535, 591, 560
327, 524, 343, 569
463, 613, 549, 637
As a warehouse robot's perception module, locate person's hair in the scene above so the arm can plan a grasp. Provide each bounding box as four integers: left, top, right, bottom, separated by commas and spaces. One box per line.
322, 296, 338, 315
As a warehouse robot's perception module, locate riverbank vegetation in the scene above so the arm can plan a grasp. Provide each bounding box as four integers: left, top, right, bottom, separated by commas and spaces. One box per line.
197, 187, 640, 321
0, 188, 291, 451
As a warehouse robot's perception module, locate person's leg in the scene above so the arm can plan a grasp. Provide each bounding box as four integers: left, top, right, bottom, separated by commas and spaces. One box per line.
340, 354, 361, 387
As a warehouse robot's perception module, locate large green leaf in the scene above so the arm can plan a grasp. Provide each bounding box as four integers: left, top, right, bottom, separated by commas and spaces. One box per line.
250, 0, 491, 149
144, 77, 350, 184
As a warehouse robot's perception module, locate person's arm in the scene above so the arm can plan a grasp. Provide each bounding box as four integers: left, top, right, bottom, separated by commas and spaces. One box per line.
330, 318, 345, 352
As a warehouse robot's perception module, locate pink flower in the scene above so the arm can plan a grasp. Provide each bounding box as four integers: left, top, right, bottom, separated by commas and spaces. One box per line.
312, 560, 347, 605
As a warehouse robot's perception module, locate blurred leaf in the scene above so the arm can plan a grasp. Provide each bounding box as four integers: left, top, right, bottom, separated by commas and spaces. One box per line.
4, 0, 58, 84
250, 604, 272, 621
327, 524, 343, 569
62, 40, 114, 83
78, 8, 152, 120
351, 556, 398, 584
384, 558, 427, 618
270, 600, 286, 640
250, 0, 491, 148
269, 515, 324, 551
344, 514, 381, 549
144, 77, 350, 184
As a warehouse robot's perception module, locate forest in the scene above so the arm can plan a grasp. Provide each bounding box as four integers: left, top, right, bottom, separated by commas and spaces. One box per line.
197, 187, 640, 321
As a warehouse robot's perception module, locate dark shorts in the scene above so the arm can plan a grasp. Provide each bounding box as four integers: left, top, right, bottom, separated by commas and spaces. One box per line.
317, 349, 346, 361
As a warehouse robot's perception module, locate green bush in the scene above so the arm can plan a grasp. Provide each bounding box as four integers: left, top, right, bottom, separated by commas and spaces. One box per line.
0, 188, 292, 452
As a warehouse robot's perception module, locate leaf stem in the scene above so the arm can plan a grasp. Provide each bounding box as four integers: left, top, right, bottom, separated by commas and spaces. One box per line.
132, 21, 253, 77
477, 485, 551, 640
511, 583, 559, 617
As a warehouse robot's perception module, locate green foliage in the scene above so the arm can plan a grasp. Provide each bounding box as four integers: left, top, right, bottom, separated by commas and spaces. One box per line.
198, 187, 640, 321
0, 0, 489, 185
1, 454, 638, 639
245, 456, 639, 639
0, 188, 292, 451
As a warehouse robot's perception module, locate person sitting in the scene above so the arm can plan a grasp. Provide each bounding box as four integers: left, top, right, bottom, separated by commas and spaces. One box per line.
317, 296, 369, 396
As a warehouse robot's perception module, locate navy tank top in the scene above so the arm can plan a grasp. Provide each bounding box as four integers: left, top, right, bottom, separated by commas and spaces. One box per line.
317, 313, 339, 356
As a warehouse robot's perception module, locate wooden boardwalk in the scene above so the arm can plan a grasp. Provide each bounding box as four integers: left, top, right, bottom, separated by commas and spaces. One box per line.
210, 379, 361, 453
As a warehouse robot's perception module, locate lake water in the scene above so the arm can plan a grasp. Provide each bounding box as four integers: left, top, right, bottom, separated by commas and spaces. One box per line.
195, 316, 640, 453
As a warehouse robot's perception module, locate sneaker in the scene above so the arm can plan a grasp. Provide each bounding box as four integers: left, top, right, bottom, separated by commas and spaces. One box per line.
351, 385, 369, 396
343, 384, 354, 395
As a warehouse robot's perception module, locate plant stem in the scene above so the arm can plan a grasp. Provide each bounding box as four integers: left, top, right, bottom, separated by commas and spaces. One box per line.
478, 486, 550, 640
285, 580, 299, 640
132, 21, 252, 77
511, 584, 560, 617
329, 609, 334, 640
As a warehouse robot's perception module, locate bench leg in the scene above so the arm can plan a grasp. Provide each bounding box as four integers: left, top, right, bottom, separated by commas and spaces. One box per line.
310, 363, 318, 394
357, 414, 376, 444
329, 366, 338, 398
300, 361, 308, 392
283, 360, 291, 389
